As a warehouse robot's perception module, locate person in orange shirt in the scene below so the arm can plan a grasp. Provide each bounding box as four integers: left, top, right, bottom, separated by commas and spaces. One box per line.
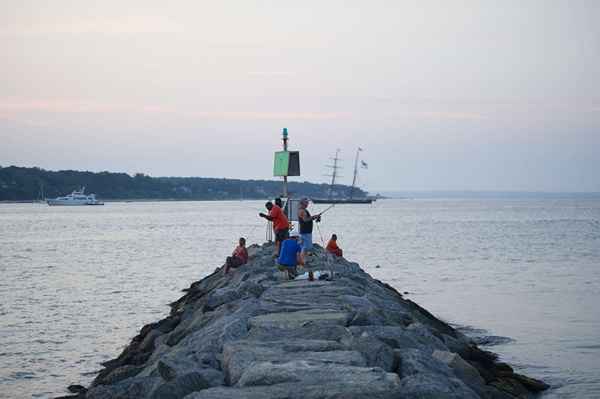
326, 234, 343, 257
259, 201, 289, 256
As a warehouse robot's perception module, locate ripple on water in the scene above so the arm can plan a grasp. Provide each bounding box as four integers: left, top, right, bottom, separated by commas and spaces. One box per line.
9, 371, 36, 380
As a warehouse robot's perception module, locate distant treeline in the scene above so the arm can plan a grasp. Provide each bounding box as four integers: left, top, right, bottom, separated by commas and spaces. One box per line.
0, 166, 367, 201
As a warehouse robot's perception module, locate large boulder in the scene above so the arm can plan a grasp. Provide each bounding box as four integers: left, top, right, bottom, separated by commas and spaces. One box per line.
236, 360, 400, 389
223, 339, 364, 385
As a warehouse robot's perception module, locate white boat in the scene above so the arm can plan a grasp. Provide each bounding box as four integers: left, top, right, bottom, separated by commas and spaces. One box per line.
47, 187, 104, 206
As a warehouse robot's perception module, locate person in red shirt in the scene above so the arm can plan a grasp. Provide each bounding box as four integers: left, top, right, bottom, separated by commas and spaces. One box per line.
326, 234, 343, 257
259, 201, 289, 256
225, 237, 249, 274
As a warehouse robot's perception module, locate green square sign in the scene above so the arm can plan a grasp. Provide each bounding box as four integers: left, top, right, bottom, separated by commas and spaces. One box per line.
273, 151, 300, 177
273, 151, 290, 176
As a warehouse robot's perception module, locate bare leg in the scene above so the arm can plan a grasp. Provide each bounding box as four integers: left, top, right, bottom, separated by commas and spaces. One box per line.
273, 240, 281, 257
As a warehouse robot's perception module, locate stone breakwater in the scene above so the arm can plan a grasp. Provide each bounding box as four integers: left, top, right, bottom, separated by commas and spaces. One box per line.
60, 243, 548, 399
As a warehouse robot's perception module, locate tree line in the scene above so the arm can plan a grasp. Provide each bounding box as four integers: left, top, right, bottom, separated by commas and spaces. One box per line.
0, 166, 367, 201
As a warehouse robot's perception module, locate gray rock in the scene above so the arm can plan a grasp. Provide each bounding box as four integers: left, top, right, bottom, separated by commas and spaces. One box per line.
150, 372, 210, 399
349, 325, 427, 351
157, 360, 177, 381
248, 308, 350, 330
349, 305, 388, 325
432, 350, 486, 394
395, 348, 453, 378
86, 377, 162, 399
406, 322, 448, 352
96, 364, 145, 386
246, 322, 353, 342
203, 287, 241, 311
236, 360, 400, 389
341, 334, 396, 371
223, 339, 365, 385
398, 373, 480, 399
139, 329, 163, 352
184, 383, 402, 399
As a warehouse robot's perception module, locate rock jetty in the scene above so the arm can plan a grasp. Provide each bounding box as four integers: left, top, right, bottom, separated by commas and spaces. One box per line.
62, 243, 548, 399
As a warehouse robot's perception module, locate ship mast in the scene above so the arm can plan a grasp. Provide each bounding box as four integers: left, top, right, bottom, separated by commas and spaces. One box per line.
324, 149, 342, 199
349, 147, 362, 200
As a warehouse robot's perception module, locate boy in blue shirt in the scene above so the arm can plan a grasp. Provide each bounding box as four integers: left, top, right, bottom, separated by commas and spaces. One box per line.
276, 230, 303, 280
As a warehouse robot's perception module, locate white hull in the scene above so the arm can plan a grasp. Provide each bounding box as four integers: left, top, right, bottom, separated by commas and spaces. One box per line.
47, 199, 104, 206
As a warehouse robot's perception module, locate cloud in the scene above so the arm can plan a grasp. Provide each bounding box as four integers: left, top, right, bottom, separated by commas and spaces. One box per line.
0, 15, 185, 37
247, 71, 297, 78
411, 110, 487, 121
0, 99, 348, 124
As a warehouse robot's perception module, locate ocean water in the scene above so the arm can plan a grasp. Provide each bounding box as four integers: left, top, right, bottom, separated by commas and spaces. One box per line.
0, 199, 599, 398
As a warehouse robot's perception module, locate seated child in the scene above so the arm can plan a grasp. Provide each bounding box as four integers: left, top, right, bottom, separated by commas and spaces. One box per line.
326, 234, 343, 257
276, 230, 303, 279
225, 237, 248, 274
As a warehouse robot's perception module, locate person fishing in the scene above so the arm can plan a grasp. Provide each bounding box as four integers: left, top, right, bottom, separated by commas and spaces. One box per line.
259, 201, 289, 256
297, 198, 321, 280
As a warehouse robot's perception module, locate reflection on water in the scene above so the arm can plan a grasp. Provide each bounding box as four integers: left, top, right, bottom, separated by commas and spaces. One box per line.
0, 199, 599, 398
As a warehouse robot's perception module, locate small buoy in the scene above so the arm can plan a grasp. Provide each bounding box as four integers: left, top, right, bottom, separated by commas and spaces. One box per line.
375, 265, 381, 269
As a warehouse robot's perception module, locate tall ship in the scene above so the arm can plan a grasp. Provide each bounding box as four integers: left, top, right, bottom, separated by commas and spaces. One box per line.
47, 187, 104, 206
312, 148, 373, 204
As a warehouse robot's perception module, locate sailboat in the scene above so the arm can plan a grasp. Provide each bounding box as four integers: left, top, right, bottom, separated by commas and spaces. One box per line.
312, 148, 373, 204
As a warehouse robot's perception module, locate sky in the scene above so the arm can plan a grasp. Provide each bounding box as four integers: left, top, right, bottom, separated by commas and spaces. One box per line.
1, 0, 599, 192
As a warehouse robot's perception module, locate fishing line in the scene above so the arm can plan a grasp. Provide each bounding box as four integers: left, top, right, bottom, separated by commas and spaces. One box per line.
315, 204, 336, 217
246, 222, 262, 237
315, 220, 326, 247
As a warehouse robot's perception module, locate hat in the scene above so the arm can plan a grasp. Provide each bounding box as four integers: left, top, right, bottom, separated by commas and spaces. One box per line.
300, 197, 310, 204
289, 228, 300, 237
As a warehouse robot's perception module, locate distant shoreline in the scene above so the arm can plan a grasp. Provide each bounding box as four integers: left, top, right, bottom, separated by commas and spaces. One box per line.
3, 193, 600, 205
380, 191, 600, 200
0, 198, 271, 205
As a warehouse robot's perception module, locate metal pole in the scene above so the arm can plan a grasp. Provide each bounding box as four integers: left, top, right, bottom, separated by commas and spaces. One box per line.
282, 128, 288, 198
329, 148, 340, 199
350, 148, 360, 199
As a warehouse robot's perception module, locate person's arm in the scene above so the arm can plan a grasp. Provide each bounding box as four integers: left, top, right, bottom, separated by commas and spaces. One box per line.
242, 248, 248, 263
298, 209, 310, 222
259, 212, 274, 221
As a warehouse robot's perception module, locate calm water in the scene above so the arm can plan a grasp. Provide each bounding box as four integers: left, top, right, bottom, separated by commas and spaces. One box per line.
0, 199, 599, 398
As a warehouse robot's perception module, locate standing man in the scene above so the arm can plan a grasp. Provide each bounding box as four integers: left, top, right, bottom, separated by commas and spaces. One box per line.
298, 198, 321, 280
259, 201, 289, 256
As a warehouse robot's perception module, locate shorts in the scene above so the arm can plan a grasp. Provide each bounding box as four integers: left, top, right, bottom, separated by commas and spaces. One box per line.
275, 228, 289, 243
226, 256, 245, 269
276, 263, 297, 277
300, 233, 313, 252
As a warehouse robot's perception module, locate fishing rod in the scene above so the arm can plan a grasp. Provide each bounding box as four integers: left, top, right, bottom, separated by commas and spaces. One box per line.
316, 204, 335, 217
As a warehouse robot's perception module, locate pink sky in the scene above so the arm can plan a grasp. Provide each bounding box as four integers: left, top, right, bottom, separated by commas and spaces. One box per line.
1, 1, 599, 191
